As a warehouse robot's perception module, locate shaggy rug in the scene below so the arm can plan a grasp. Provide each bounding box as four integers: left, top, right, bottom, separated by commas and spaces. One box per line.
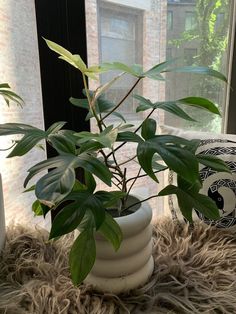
0, 219, 236, 314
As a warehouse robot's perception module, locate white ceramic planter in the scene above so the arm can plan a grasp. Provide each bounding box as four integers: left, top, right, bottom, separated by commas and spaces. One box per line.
0, 174, 5, 251
84, 195, 154, 294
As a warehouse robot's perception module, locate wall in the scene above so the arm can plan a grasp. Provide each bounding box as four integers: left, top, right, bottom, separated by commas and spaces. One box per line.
0, 1, 49, 228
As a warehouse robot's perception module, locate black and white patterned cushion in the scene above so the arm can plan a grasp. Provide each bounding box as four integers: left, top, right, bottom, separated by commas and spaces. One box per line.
160, 125, 236, 228
196, 139, 236, 228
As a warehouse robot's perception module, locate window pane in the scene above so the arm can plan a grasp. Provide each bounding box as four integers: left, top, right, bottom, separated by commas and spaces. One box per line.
166, 0, 232, 132
85, 0, 234, 216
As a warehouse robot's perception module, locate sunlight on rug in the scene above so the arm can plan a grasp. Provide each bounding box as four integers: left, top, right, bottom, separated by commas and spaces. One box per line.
0, 219, 236, 314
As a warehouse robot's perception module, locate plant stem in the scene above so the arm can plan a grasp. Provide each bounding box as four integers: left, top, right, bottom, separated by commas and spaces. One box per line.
107, 107, 156, 159
117, 155, 137, 167
82, 73, 103, 132
124, 194, 158, 212
126, 169, 166, 185
126, 167, 142, 196
134, 108, 155, 133
100, 77, 141, 122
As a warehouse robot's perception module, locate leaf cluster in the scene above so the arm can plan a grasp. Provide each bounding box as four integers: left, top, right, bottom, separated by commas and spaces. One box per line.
0, 39, 229, 285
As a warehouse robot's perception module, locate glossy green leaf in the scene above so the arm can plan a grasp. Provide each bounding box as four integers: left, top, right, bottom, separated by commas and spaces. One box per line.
24, 153, 112, 204
141, 118, 157, 140
158, 184, 220, 222
78, 141, 104, 153
69, 98, 89, 110
95, 190, 126, 207
179, 97, 221, 115
156, 102, 196, 121
7, 132, 46, 157
99, 62, 143, 77
116, 131, 143, 143
46, 121, 67, 134
75, 126, 118, 149
197, 154, 231, 173
0, 123, 40, 136
49, 197, 89, 239
137, 135, 199, 184
44, 38, 87, 73
36, 166, 76, 205
98, 212, 122, 251
69, 228, 96, 285
164, 66, 227, 82
0, 84, 24, 106
143, 59, 179, 80
85, 172, 96, 193
32, 200, 44, 216
48, 133, 76, 155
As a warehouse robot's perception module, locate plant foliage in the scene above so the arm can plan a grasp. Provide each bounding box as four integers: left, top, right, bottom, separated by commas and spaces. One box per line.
0, 39, 229, 285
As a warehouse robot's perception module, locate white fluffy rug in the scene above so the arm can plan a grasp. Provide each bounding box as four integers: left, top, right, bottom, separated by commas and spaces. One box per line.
0, 219, 236, 313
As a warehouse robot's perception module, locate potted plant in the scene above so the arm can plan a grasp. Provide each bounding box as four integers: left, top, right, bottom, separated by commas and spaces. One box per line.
0, 39, 229, 293
0, 84, 23, 250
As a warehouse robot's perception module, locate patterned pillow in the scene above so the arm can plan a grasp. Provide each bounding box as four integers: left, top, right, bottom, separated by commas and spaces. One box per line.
196, 139, 236, 228
160, 125, 236, 228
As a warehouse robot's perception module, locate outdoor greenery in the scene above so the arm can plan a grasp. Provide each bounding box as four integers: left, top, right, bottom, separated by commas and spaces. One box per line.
168, 0, 230, 132
0, 39, 230, 285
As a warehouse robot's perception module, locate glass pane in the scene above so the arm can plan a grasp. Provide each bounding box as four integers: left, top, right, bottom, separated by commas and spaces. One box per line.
85, 0, 234, 216
166, 0, 232, 132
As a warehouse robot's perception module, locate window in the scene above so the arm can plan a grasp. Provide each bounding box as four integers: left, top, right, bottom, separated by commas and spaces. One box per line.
167, 11, 173, 30
185, 11, 197, 31
99, 5, 142, 120
166, 48, 172, 60
184, 48, 197, 65
85, 0, 235, 215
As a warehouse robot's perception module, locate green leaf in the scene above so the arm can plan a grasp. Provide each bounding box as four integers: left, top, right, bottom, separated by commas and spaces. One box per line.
156, 102, 196, 121
137, 135, 199, 184
46, 121, 67, 134
164, 66, 227, 82
99, 62, 143, 77
143, 59, 179, 80
24, 153, 112, 205
197, 154, 231, 173
85, 171, 96, 193
116, 131, 143, 143
111, 111, 126, 123
32, 200, 50, 217
79, 141, 104, 153
158, 184, 220, 222
23, 185, 35, 193
49, 197, 89, 239
7, 132, 46, 157
69, 228, 96, 285
48, 133, 76, 155
0, 83, 10, 89
141, 118, 156, 140
0, 84, 24, 106
44, 38, 87, 73
32, 200, 44, 216
69, 98, 89, 110
95, 190, 126, 207
135, 95, 196, 121
179, 97, 221, 115
36, 166, 76, 205
0, 123, 40, 136
75, 126, 118, 149
98, 212, 122, 251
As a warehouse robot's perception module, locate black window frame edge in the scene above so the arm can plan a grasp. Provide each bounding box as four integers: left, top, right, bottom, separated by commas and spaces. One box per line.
225, 1, 236, 134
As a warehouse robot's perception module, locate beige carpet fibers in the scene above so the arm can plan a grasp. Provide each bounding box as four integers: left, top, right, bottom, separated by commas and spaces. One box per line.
0, 219, 236, 314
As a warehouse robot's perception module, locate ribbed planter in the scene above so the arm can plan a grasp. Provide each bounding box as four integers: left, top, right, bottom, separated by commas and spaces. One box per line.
84, 195, 154, 294
0, 174, 5, 251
